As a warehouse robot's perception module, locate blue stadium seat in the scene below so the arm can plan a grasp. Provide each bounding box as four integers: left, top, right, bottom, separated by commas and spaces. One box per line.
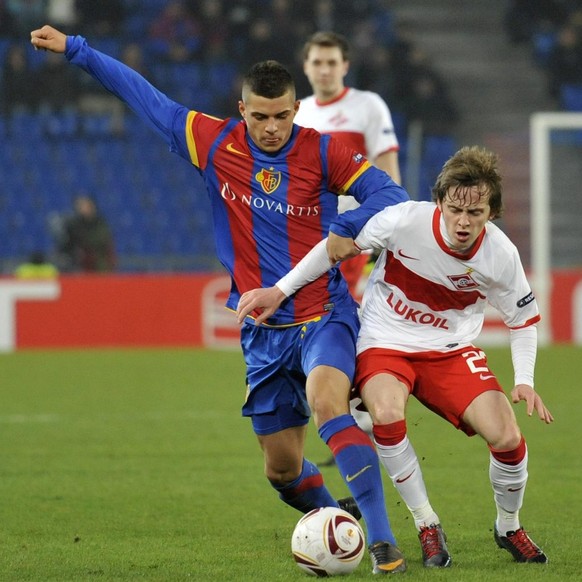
81, 113, 115, 136
532, 31, 557, 68
44, 111, 79, 137
0, 38, 11, 65
418, 135, 458, 201
560, 84, 582, 112
26, 43, 48, 69
208, 63, 237, 90
90, 38, 122, 60
9, 111, 44, 138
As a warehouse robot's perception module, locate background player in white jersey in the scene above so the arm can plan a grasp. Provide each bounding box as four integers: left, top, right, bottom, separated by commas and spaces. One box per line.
296, 31, 402, 457
296, 31, 401, 301
296, 31, 400, 186
237, 146, 554, 568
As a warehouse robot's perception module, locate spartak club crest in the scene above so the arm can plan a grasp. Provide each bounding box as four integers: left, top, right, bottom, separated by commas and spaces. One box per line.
255, 167, 281, 194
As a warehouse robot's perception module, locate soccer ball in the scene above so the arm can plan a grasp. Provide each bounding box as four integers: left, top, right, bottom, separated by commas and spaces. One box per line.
291, 506, 366, 577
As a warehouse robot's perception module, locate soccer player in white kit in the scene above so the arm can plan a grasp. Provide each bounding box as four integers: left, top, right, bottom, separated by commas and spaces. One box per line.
295, 31, 402, 453
237, 146, 553, 567
295, 31, 401, 302
296, 31, 401, 186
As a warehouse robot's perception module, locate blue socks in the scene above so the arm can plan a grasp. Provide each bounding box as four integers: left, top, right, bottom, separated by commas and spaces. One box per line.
320, 414, 397, 546
271, 458, 336, 513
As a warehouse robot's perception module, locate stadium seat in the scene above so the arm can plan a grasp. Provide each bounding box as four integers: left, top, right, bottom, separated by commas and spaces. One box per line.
25, 43, 48, 69
208, 63, 237, 90
0, 38, 11, 65
90, 38, 121, 60
81, 113, 115, 136
44, 111, 79, 137
532, 31, 557, 68
418, 135, 458, 201
9, 111, 44, 138
560, 84, 582, 112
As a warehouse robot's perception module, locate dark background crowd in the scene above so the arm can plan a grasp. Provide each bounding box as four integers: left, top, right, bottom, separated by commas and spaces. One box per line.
505, 0, 582, 108
1, 1, 581, 274
0, 0, 460, 134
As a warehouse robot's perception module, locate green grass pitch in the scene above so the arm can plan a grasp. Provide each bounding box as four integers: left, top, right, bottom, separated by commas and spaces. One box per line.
1, 345, 580, 581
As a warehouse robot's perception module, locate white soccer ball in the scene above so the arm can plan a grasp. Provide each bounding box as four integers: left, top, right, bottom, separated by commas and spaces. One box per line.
291, 506, 366, 577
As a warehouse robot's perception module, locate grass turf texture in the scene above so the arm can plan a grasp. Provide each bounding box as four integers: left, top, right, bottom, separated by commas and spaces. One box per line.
0, 346, 579, 581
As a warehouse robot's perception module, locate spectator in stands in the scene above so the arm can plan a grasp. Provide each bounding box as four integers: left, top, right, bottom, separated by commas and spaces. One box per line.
197, 0, 230, 62
5, 0, 45, 35
0, 44, 38, 115
0, 0, 16, 36
120, 41, 152, 80
404, 70, 459, 138
46, 0, 77, 35
381, 22, 426, 114
76, 0, 124, 37
504, 0, 569, 45
270, 0, 312, 47
312, 0, 336, 33
546, 21, 582, 99
57, 194, 116, 273
148, 1, 201, 63
14, 251, 59, 279
238, 16, 295, 71
36, 50, 81, 112
356, 44, 398, 115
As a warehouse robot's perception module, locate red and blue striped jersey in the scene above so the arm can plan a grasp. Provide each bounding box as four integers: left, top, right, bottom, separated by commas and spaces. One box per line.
66, 35, 409, 325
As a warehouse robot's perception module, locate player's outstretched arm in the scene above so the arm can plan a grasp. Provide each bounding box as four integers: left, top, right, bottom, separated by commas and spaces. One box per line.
31, 25, 67, 53
510, 384, 554, 424
31, 25, 189, 149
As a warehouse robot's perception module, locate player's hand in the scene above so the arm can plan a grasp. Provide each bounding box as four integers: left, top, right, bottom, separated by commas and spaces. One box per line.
30, 25, 67, 53
237, 286, 287, 326
511, 384, 554, 424
326, 232, 360, 264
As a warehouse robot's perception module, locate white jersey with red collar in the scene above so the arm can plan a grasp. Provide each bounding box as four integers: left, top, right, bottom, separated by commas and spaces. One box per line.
295, 87, 399, 162
296, 87, 399, 215
355, 201, 540, 354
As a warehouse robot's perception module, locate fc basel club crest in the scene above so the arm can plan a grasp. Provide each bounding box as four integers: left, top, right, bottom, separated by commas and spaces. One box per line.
255, 167, 281, 194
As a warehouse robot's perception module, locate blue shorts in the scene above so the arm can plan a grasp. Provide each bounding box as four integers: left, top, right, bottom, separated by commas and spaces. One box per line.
240, 306, 359, 435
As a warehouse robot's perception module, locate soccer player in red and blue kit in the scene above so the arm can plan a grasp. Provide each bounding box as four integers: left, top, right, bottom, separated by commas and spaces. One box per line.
31, 24, 410, 573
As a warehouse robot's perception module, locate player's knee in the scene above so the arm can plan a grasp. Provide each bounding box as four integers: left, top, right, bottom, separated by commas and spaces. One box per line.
489, 424, 522, 452
308, 390, 349, 427
364, 397, 405, 425
265, 464, 301, 486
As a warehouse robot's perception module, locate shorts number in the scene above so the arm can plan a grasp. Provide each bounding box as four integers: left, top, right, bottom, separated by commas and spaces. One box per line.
462, 349, 488, 374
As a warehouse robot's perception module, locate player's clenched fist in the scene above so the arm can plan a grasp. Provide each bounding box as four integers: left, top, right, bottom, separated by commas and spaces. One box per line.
30, 25, 67, 53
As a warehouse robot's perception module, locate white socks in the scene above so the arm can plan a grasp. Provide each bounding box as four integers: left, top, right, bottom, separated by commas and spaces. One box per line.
376, 436, 439, 530
490, 450, 528, 535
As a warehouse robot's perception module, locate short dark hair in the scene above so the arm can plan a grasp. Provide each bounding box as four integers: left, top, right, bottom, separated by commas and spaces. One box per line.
432, 146, 504, 218
302, 31, 350, 61
241, 60, 295, 102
